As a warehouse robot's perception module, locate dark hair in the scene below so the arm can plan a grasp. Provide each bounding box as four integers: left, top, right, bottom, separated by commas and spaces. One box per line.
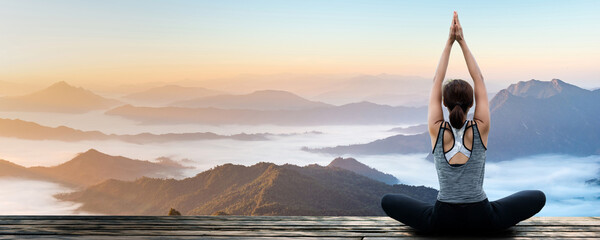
443, 79, 473, 128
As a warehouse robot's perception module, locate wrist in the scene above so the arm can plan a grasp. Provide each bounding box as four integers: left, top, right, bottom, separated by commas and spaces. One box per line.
458, 39, 466, 46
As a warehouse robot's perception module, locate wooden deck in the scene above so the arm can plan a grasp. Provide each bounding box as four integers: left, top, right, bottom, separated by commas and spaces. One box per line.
0, 216, 598, 239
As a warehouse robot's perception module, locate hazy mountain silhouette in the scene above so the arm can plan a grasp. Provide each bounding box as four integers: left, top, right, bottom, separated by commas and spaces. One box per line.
0, 159, 43, 180
123, 85, 223, 106
487, 79, 600, 160
0, 81, 121, 113
327, 157, 400, 185
504, 78, 589, 99
171, 90, 332, 110
312, 74, 432, 106
363, 93, 429, 107
106, 101, 427, 125
176, 73, 432, 106
0, 149, 189, 187
388, 124, 428, 135
0, 118, 276, 144
306, 79, 600, 161
303, 133, 430, 156
57, 161, 437, 215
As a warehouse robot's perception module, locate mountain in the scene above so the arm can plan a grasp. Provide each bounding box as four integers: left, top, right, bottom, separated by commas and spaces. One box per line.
327, 157, 399, 185
171, 90, 333, 110
123, 85, 223, 106
57, 161, 437, 215
0, 118, 272, 144
312, 74, 432, 106
106, 102, 427, 125
505, 78, 589, 99
306, 79, 600, 161
0, 149, 188, 187
486, 78, 600, 161
388, 124, 428, 135
0, 159, 43, 180
303, 133, 430, 156
179, 73, 431, 106
363, 93, 429, 107
0, 81, 121, 113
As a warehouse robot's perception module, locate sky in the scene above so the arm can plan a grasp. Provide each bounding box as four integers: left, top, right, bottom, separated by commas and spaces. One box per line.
0, 0, 598, 89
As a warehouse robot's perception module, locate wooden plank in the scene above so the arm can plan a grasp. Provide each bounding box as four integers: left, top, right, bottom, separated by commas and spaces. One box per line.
0, 216, 392, 221
0, 216, 597, 224
1, 217, 597, 226
0, 226, 598, 237
0, 216, 597, 222
0, 216, 597, 239
1, 224, 598, 232
0, 237, 359, 240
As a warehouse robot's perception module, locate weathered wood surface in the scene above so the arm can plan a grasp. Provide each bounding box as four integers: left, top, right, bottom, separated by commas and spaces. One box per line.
0, 216, 598, 239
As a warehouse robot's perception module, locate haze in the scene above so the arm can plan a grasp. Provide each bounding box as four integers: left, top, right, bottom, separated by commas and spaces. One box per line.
0, 1, 598, 217
1, 0, 598, 91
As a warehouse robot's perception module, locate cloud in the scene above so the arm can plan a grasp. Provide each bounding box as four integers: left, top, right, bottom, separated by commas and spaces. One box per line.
485, 155, 600, 216
1, 116, 598, 216
359, 153, 600, 216
0, 178, 96, 215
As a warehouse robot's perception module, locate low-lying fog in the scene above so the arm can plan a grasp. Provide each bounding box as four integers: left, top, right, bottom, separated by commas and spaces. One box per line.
0, 112, 598, 216
357, 154, 600, 216
0, 178, 95, 215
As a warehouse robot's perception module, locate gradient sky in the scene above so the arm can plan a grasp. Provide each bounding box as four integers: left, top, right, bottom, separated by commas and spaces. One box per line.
1, 0, 598, 89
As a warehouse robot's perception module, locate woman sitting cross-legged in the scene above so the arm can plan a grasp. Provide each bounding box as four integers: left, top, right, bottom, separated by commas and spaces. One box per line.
380, 11, 546, 233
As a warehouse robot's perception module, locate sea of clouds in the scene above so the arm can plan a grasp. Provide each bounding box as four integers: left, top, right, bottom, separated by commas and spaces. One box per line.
0, 111, 598, 216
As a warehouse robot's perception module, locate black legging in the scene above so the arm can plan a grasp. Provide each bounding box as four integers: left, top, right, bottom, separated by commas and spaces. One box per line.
381, 190, 546, 233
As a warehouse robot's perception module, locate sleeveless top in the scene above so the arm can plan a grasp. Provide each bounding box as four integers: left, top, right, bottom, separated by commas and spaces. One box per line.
433, 120, 487, 203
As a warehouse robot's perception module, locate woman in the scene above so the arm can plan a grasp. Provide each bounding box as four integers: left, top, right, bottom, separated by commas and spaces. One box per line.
380, 11, 546, 233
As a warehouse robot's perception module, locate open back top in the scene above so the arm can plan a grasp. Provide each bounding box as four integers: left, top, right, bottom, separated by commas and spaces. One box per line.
432, 120, 487, 203
444, 120, 472, 161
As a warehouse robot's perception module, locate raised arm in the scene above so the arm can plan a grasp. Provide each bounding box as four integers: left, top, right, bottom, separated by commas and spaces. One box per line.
428, 13, 456, 149
454, 12, 490, 145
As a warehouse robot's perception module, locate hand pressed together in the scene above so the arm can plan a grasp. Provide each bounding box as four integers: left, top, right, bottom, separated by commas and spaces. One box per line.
449, 11, 464, 43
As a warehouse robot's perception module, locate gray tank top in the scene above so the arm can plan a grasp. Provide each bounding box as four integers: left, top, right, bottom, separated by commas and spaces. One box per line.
433, 120, 487, 203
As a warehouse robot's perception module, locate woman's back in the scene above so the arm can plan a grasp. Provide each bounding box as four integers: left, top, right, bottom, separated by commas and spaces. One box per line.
433, 120, 487, 203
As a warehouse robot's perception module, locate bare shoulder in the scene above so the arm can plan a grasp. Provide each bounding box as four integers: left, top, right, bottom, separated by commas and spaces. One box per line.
473, 118, 489, 133
428, 120, 445, 151
473, 118, 489, 147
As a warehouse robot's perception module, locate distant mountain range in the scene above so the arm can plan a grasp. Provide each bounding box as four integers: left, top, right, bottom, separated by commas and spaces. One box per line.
106, 101, 427, 125
57, 160, 437, 215
303, 133, 430, 156
0, 118, 276, 144
306, 79, 600, 161
174, 73, 433, 106
388, 124, 428, 135
0, 81, 121, 113
487, 79, 600, 160
171, 90, 332, 110
328, 157, 400, 185
312, 74, 432, 106
0, 149, 188, 188
123, 85, 223, 106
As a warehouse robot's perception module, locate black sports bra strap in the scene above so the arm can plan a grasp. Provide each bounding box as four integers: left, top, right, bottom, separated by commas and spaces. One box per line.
442, 121, 449, 130
465, 120, 474, 130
